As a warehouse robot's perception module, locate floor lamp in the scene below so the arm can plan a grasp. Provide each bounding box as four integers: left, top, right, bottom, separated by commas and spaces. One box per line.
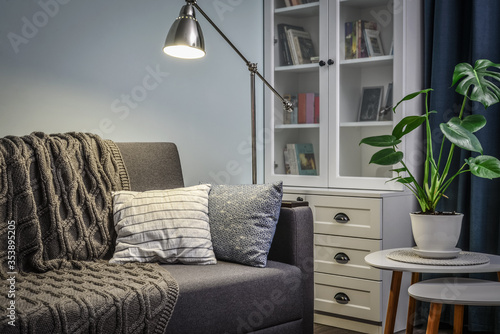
163, 0, 292, 184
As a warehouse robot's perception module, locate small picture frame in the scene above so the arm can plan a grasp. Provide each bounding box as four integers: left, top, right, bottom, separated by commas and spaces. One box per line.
378, 83, 393, 121
364, 29, 384, 57
358, 86, 384, 122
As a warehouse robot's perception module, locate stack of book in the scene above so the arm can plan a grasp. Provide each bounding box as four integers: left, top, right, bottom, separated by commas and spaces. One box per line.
345, 20, 381, 59
284, 143, 317, 175
277, 24, 317, 66
283, 93, 319, 125
283, 0, 319, 6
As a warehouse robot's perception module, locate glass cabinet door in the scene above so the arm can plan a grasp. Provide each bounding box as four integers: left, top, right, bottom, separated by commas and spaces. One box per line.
264, 0, 329, 188
330, 0, 403, 190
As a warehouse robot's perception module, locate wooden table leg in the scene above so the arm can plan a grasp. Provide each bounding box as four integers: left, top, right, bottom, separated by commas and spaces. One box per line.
453, 304, 464, 334
385, 271, 403, 334
406, 272, 420, 334
427, 303, 442, 334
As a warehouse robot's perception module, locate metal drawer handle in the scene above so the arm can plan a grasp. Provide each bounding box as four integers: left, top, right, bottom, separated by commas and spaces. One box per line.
334, 292, 350, 305
334, 252, 350, 264
334, 212, 350, 223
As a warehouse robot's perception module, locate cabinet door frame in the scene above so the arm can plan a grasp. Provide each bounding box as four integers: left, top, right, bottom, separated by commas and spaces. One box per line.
263, 0, 329, 188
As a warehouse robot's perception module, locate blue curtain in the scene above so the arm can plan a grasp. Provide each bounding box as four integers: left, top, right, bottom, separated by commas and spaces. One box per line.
424, 0, 500, 332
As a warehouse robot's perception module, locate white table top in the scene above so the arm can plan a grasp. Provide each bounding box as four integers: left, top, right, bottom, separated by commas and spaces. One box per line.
365, 248, 500, 274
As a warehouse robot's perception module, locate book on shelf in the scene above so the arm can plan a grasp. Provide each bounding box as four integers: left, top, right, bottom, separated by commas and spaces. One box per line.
283, 94, 296, 124
277, 24, 304, 66
314, 93, 320, 123
344, 20, 379, 60
298, 93, 306, 123
286, 29, 316, 65
283, 93, 318, 125
284, 143, 317, 176
345, 21, 354, 60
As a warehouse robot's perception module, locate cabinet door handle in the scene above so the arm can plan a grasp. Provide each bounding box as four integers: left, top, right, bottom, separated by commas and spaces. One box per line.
334, 292, 350, 305
334, 212, 350, 223
319, 60, 326, 67
327, 59, 334, 65
334, 252, 350, 264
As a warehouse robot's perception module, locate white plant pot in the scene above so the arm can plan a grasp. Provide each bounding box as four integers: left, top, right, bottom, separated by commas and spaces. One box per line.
410, 213, 463, 255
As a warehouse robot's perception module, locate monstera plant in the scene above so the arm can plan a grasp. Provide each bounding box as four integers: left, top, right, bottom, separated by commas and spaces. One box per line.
361, 59, 500, 214
360, 60, 500, 255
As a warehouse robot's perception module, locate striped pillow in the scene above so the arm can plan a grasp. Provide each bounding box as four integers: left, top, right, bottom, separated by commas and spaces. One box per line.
109, 184, 216, 265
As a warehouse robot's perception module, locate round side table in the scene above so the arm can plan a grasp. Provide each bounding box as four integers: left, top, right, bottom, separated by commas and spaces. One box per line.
365, 248, 500, 334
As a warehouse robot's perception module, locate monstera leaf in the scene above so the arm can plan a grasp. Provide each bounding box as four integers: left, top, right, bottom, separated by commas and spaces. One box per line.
440, 118, 483, 153
467, 155, 500, 179
452, 59, 500, 109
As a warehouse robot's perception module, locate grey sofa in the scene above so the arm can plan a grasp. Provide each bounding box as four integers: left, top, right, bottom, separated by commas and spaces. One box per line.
116, 142, 314, 334
0, 135, 313, 334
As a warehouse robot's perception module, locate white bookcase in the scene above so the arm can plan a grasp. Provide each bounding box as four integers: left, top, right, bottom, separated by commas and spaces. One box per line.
264, 0, 423, 191
264, 0, 423, 332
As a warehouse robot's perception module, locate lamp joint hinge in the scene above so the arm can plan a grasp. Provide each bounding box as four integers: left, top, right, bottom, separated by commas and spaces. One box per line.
248, 63, 258, 73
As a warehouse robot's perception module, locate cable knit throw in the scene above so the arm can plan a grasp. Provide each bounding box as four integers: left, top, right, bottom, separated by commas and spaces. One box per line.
0, 133, 179, 334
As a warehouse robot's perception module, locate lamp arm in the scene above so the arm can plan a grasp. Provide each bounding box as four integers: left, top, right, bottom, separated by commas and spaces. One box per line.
191, 1, 292, 112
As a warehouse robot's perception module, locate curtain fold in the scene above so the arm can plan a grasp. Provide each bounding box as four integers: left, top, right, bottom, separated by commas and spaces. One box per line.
424, 0, 500, 332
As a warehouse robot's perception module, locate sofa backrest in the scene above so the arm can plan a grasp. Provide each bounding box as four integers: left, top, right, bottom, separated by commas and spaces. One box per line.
116, 142, 184, 191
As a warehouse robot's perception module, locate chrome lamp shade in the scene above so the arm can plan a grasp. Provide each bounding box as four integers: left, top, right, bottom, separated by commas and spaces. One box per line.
163, 4, 205, 59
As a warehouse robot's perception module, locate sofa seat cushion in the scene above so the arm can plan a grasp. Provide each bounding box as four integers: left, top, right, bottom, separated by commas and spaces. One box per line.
163, 260, 303, 334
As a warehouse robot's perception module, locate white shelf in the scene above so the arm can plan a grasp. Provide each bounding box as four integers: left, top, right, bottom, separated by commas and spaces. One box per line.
276, 123, 320, 130
340, 0, 389, 8
275, 63, 319, 73
340, 55, 394, 68
340, 121, 393, 128
275, 2, 319, 17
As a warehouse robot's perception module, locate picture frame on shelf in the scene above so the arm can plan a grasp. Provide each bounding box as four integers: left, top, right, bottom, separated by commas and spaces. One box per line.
364, 29, 384, 57
358, 86, 384, 122
378, 83, 393, 121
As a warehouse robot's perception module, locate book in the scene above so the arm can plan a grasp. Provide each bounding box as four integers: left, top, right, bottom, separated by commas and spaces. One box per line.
298, 93, 307, 123
283, 148, 292, 174
351, 21, 357, 59
294, 35, 316, 64
345, 21, 354, 60
277, 24, 304, 66
283, 94, 293, 124
284, 144, 299, 175
305, 93, 315, 123
286, 29, 314, 65
281, 200, 309, 208
284, 94, 298, 124
291, 95, 298, 123
288, 143, 317, 175
314, 94, 320, 123
346, 20, 378, 59
284, 93, 318, 124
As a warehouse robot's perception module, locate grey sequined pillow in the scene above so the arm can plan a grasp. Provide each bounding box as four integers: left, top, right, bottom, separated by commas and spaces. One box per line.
208, 182, 283, 267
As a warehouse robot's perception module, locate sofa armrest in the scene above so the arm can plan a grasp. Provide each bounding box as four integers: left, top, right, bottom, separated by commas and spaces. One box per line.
268, 205, 314, 334
269, 206, 313, 268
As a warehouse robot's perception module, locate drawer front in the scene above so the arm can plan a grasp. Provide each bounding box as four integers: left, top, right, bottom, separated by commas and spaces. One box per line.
310, 195, 382, 239
315, 235, 382, 280
315, 273, 382, 322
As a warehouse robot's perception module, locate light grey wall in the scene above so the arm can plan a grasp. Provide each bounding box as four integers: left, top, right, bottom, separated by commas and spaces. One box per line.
0, 0, 264, 186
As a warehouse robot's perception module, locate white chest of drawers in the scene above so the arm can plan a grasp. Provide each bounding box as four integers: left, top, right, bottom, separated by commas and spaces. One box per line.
283, 188, 415, 333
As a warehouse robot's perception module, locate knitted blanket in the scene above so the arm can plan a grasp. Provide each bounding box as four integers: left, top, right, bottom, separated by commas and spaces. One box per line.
0, 133, 179, 333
